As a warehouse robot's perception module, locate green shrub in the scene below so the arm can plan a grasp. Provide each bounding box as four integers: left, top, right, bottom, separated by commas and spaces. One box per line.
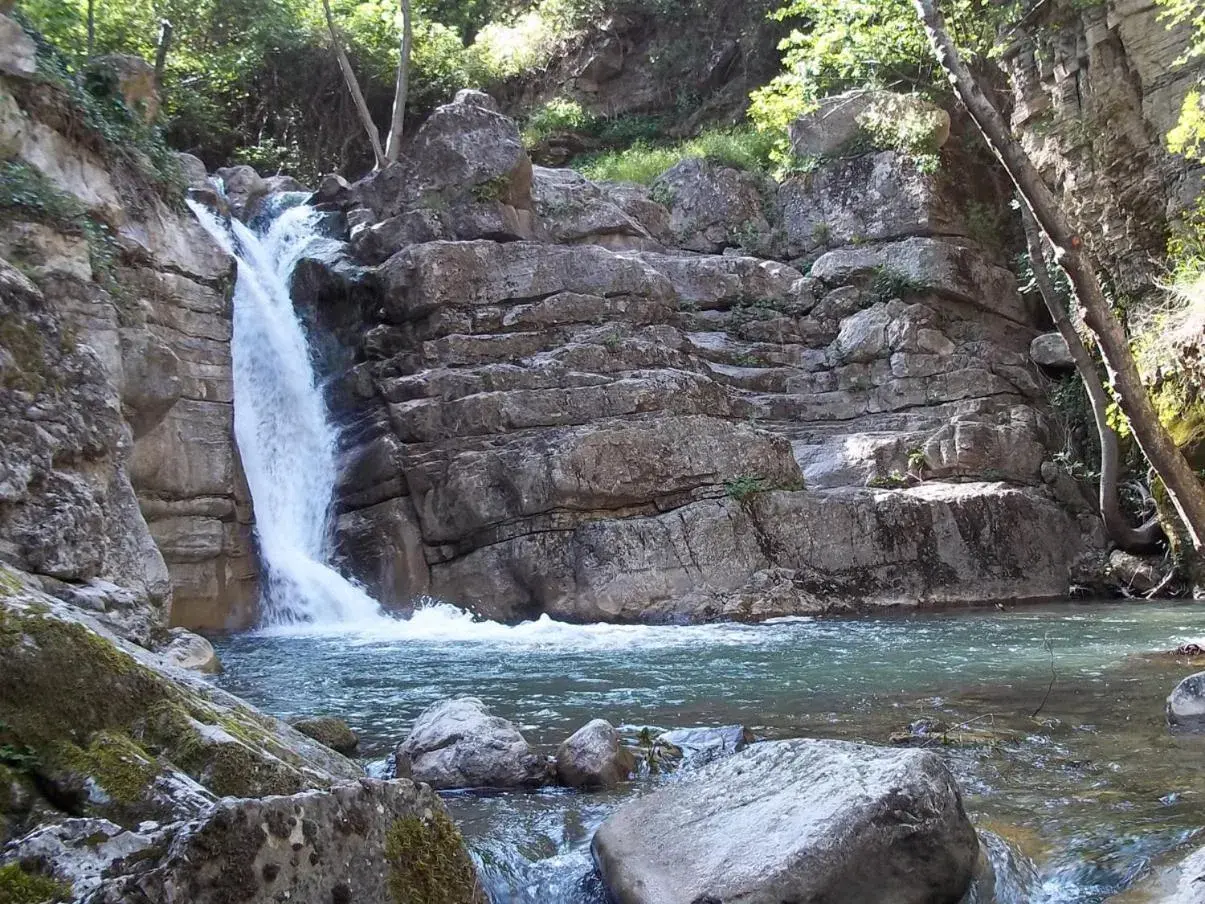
577, 127, 775, 184
522, 97, 591, 145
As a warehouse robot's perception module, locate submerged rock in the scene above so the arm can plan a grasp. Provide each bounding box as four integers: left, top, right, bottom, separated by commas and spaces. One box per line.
592, 738, 979, 904
655, 724, 755, 765
1168, 671, 1205, 731
292, 716, 360, 755
556, 720, 635, 790
396, 697, 548, 789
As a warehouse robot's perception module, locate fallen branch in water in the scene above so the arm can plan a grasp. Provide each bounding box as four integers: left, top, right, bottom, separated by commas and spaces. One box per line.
1032, 633, 1056, 719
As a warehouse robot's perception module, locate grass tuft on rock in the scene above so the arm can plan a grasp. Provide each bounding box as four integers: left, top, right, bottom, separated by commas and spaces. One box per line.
577, 127, 776, 185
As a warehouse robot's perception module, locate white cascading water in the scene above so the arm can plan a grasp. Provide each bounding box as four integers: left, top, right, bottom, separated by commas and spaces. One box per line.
189, 198, 385, 626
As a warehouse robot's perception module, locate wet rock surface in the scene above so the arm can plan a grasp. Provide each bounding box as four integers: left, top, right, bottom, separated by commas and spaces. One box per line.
556, 719, 635, 790
396, 696, 549, 789
592, 738, 980, 904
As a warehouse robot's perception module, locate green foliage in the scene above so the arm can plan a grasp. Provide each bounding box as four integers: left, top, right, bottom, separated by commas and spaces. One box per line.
0, 863, 70, 904
521, 97, 590, 145
751, 0, 1012, 174
577, 127, 775, 184
871, 265, 926, 300
724, 475, 770, 500
867, 470, 911, 489
1157, 0, 1205, 162
1049, 374, 1100, 473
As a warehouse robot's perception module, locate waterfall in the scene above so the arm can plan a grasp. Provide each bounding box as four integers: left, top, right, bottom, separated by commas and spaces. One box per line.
189, 198, 384, 626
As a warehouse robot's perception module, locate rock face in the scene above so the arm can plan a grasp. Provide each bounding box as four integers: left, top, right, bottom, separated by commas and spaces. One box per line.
0, 28, 256, 634
1167, 671, 1205, 731
0, 573, 483, 902
396, 697, 549, 789
556, 719, 635, 790
1004, 0, 1205, 296
290, 87, 1104, 625
592, 738, 980, 904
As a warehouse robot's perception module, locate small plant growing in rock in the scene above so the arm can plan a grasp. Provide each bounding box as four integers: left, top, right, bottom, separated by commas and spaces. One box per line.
871, 266, 926, 301
907, 447, 929, 477
602, 331, 623, 351
867, 470, 911, 489
724, 475, 770, 500
811, 221, 832, 245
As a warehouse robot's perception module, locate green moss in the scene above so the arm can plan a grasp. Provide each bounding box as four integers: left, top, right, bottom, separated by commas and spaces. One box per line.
385, 811, 480, 904
470, 175, 511, 203
0, 570, 23, 599
0, 318, 49, 394
0, 863, 70, 904
47, 732, 158, 805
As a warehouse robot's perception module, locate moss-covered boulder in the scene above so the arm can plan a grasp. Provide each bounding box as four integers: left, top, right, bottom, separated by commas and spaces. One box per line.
92, 780, 486, 904
290, 716, 359, 756
0, 574, 362, 836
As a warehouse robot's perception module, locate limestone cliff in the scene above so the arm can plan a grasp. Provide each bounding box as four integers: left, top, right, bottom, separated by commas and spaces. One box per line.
299, 91, 1103, 624
1004, 0, 1204, 296
0, 18, 255, 635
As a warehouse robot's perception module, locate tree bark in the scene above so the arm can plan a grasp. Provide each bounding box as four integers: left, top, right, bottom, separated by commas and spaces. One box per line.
153, 19, 173, 88
912, 0, 1205, 551
86, 0, 95, 56
384, 0, 411, 164
321, 0, 385, 170
1020, 206, 1161, 550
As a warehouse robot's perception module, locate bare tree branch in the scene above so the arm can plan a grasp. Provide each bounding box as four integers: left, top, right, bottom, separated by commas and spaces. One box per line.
384, 0, 411, 165
321, 0, 385, 170
1020, 204, 1161, 550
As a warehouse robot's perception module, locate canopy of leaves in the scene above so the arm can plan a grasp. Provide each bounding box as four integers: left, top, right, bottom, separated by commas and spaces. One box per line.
749, 0, 1015, 147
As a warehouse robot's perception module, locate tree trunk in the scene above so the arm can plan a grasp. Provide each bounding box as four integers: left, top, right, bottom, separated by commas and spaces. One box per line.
912, 0, 1205, 552
1020, 206, 1161, 550
153, 19, 173, 88
321, 0, 385, 170
86, 0, 95, 56
384, 0, 412, 164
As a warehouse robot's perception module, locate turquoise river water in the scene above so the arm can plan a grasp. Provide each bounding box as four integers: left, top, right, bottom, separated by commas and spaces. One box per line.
212, 600, 1205, 903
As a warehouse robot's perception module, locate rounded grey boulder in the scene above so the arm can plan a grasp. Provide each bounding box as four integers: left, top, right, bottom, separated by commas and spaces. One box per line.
1168, 671, 1205, 730
592, 738, 979, 904
556, 719, 635, 790
396, 696, 548, 790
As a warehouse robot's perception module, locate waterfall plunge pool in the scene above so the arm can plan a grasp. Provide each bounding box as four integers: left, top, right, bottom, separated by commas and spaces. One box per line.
213, 600, 1205, 903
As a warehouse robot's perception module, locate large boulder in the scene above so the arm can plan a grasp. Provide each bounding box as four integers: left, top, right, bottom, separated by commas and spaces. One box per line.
8, 781, 486, 904
0, 12, 36, 78
352, 89, 535, 248
556, 719, 635, 790
651, 158, 775, 254
592, 738, 979, 904
396, 697, 548, 789
531, 166, 657, 250
1168, 671, 1205, 731
1030, 332, 1075, 368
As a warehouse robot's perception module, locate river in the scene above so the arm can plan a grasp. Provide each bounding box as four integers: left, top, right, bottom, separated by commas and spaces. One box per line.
213, 600, 1205, 903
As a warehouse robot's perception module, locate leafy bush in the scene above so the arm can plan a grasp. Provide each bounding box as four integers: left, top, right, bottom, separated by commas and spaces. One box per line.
577, 127, 775, 184
522, 97, 590, 145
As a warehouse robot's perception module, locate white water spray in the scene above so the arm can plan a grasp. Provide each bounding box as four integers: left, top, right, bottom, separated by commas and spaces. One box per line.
190, 198, 383, 625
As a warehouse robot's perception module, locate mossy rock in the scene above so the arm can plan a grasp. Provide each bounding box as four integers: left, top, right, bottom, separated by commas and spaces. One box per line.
0, 585, 363, 828
291, 717, 359, 756
386, 810, 484, 904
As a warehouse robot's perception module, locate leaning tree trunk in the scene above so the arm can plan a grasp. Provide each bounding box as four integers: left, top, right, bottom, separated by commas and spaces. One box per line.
321, 0, 386, 170
384, 0, 412, 164
153, 19, 173, 89
912, 0, 1205, 552
1021, 206, 1162, 550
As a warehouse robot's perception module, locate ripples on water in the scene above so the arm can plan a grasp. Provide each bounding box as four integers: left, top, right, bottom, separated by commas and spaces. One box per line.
214, 601, 1205, 903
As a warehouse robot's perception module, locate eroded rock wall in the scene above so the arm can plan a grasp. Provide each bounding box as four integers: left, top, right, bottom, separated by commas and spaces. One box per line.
0, 23, 255, 635
308, 91, 1101, 623
1004, 0, 1205, 294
